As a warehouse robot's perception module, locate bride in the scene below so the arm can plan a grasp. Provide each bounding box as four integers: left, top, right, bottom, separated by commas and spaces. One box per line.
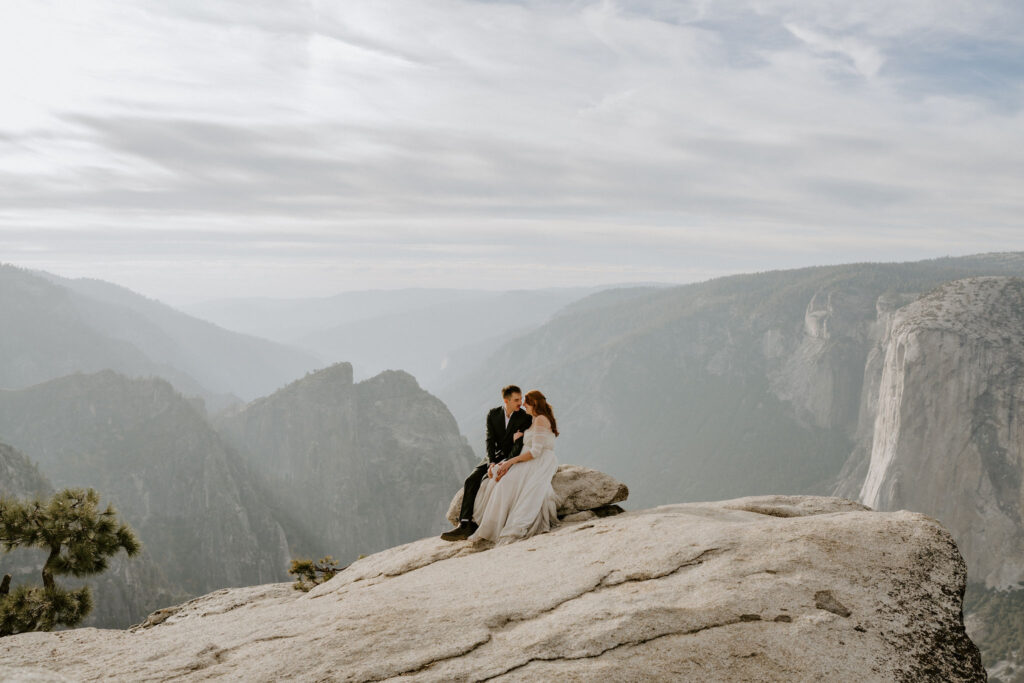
469, 390, 559, 544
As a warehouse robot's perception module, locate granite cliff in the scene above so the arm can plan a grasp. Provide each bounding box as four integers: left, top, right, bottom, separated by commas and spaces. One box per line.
843, 278, 1024, 588
0, 496, 985, 681
215, 363, 477, 564
441, 253, 1024, 509
831, 277, 1024, 681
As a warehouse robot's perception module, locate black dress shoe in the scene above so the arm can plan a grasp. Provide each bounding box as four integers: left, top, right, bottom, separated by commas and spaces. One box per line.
440, 521, 478, 541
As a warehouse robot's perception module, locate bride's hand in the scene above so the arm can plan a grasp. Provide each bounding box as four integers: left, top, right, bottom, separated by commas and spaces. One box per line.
495, 461, 511, 481
513, 431, 523, 441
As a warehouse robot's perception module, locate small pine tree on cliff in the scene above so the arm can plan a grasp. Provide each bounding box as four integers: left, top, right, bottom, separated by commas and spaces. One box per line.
0, 488, 140, 636
289, 556, 342, 591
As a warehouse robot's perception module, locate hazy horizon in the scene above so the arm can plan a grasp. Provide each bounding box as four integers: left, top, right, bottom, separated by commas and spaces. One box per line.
6, 249, 1024, 308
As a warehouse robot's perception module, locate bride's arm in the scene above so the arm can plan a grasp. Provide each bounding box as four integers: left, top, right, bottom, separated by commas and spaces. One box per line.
496, 417, 551, 479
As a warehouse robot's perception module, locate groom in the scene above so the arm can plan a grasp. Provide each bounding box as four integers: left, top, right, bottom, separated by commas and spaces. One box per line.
441, 384, 533, 541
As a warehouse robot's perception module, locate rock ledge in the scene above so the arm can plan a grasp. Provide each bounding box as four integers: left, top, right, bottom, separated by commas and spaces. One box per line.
0, 496, 985, 682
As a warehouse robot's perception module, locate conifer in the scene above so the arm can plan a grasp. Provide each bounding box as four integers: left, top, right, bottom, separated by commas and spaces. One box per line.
288, 556, 342, 591
0, 488, 139, 636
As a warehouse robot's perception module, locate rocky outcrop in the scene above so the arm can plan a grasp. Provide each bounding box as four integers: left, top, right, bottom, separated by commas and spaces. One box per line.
0, 496, 984, 681
445, 464, 629, 526
849, 278, 1024, 589
215, 363, 477, 564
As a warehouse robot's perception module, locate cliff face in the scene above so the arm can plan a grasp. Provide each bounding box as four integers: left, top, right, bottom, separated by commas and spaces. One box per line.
442, 256, 1024, 510
215, 363, 476, 564
852, 278, 1024, 589
766, 285, 877, 434
0, 497, 985, 682
435, 258, 1024, 673
0, 371, 294, 626
0, 442, 52, 499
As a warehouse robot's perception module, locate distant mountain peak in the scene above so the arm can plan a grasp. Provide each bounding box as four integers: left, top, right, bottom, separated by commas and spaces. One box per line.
359, 368, 420, 391
300, 361, 355, 386
257, 363, 428, 407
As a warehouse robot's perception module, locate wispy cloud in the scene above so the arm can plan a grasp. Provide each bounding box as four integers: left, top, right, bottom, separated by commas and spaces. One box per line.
1, 0, 1023, 302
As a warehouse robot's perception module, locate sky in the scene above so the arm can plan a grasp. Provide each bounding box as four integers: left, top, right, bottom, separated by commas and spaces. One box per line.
1, 0, 1023, 305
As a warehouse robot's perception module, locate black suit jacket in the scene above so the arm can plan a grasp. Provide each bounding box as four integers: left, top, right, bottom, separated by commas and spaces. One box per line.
486, 407, 533, 463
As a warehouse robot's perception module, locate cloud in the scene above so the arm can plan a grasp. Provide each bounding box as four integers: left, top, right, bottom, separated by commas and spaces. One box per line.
0, 0, 1023, 301
784, 23, 885, 78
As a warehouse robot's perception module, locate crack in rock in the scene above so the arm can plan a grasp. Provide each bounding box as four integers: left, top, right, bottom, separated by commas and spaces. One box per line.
311, 546, 484, 599
484, 571, 615, 631
477, 616, 757, 681
160, 634, 302, 680
365, 634, 493, 682
599, 547, 725, 588
487, 547, 726, 633
370, 548, 728, 681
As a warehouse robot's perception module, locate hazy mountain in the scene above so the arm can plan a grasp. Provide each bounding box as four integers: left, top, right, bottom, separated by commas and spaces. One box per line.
185, 289, 493, 342
0, 442, 52, 499
0, 264, 322, 404
186, 286, 620, 389
0, 265, 202, 397
440, 253, 1024, 509
0, 371, 298, 627
439, 252, 1024, 676
215, 362, 476, 564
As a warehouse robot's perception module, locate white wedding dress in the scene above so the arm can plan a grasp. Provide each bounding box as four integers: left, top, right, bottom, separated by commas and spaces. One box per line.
469, 426, 558, 544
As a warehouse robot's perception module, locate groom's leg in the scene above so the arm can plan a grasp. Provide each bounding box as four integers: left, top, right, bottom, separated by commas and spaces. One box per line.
459, 460, 491, 523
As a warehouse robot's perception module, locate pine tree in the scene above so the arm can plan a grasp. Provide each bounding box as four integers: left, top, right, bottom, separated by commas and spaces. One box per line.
0, 488, 139, 636
288, 556, 342, 591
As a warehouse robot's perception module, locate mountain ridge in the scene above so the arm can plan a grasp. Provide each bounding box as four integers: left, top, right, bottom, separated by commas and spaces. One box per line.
214, 362, 476, 565
0, 264, 321, 404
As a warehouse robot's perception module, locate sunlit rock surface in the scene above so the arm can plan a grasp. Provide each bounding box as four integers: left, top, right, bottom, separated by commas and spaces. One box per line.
0, 496, 984, 682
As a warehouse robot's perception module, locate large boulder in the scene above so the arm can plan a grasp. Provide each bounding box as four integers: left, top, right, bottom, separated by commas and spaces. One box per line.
0, 496, 985, 681
445, 463, 629, 526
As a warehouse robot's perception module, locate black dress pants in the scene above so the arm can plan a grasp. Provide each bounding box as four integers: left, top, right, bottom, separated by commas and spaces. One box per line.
459, 460, 492, 523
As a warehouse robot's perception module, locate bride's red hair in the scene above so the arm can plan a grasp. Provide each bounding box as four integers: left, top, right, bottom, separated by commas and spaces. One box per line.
524, 390, 558, 436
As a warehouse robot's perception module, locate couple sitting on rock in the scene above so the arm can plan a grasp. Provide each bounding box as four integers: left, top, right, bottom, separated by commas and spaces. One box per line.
442, 385, 559, 544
